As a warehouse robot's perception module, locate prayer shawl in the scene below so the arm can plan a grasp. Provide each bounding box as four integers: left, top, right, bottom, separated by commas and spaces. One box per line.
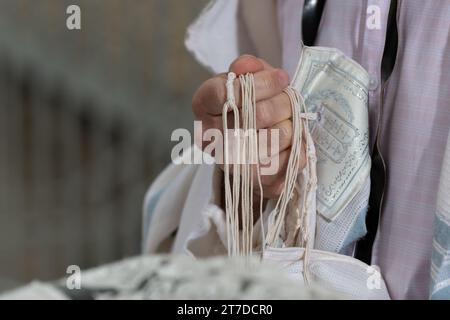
142, 0, 450, 299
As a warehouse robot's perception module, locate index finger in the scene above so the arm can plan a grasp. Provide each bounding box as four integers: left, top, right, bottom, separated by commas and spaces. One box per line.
198, 68, 290, 116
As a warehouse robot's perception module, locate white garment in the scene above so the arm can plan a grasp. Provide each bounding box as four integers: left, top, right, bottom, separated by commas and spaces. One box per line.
142, 0, 391, 299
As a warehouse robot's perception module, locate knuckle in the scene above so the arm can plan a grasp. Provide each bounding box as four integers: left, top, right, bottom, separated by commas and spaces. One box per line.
263, 74, 276, 91
198, 77, 226, 112
269, 70, 285, 90
256, 100, 272, 126
279, 121, 292, 141
268, 128, 282, 154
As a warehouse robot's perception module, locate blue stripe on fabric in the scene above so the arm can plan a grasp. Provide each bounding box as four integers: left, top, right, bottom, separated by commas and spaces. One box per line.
142, 188, 166, 250
339, 205, 368, 253
434, 214, 450, 249
430, 215, 450, 299
431, 283, 450, 300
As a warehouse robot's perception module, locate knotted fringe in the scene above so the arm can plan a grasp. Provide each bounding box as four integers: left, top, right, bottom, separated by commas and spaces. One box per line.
222, 72, 316, 282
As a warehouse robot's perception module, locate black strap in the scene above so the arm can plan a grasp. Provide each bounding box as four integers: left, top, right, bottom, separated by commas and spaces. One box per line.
354, 0, 398, 264
381, 0, 399, 83
302, 0, 326, 46
354, 143, 386, 263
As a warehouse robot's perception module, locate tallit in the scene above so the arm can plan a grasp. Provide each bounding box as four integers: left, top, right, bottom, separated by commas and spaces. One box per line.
221, 45, 391, 300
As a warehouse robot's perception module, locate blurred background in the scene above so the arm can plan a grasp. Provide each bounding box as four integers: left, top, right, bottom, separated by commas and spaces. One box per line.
0, 0, 209, 291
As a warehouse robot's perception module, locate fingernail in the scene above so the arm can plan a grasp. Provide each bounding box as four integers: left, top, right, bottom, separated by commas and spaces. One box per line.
276, 69, 290, 86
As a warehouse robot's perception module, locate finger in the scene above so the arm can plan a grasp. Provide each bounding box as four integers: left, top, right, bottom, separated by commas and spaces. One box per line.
197, 116, 221, 152
203, 117, 293, 158
197, 115, 236, 152
259, 149, 290, 198
256, 58, 276, 70
217, 141, 306, 200
195, 68, 290, 116
229, 54, 266, 75
216, 125, 307, 173
212, 115, 295, 162
197, 108, 245, 133
255, 92, 292, 129
258, 119, 293, 161
252, 69, 290, 102
201, 93, 293, 132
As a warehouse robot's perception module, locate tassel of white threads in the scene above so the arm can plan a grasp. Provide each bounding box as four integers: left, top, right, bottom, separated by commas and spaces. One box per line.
222, 72, 316, 268
265, 87, 316, 248
222, 72, 264, 257
222, 72, 240, 257
265, 87, 317, 284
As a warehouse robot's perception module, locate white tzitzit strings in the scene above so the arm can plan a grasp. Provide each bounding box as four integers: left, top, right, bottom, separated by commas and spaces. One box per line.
222, 72, 316, 274
222, 72, 264, 257
265, 88, 316, 248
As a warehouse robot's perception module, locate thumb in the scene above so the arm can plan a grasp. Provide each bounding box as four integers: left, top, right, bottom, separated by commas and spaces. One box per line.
229, 54, 272, 75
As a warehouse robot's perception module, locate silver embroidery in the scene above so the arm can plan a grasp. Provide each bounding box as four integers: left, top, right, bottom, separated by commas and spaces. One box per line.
291, 46, 371, 221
